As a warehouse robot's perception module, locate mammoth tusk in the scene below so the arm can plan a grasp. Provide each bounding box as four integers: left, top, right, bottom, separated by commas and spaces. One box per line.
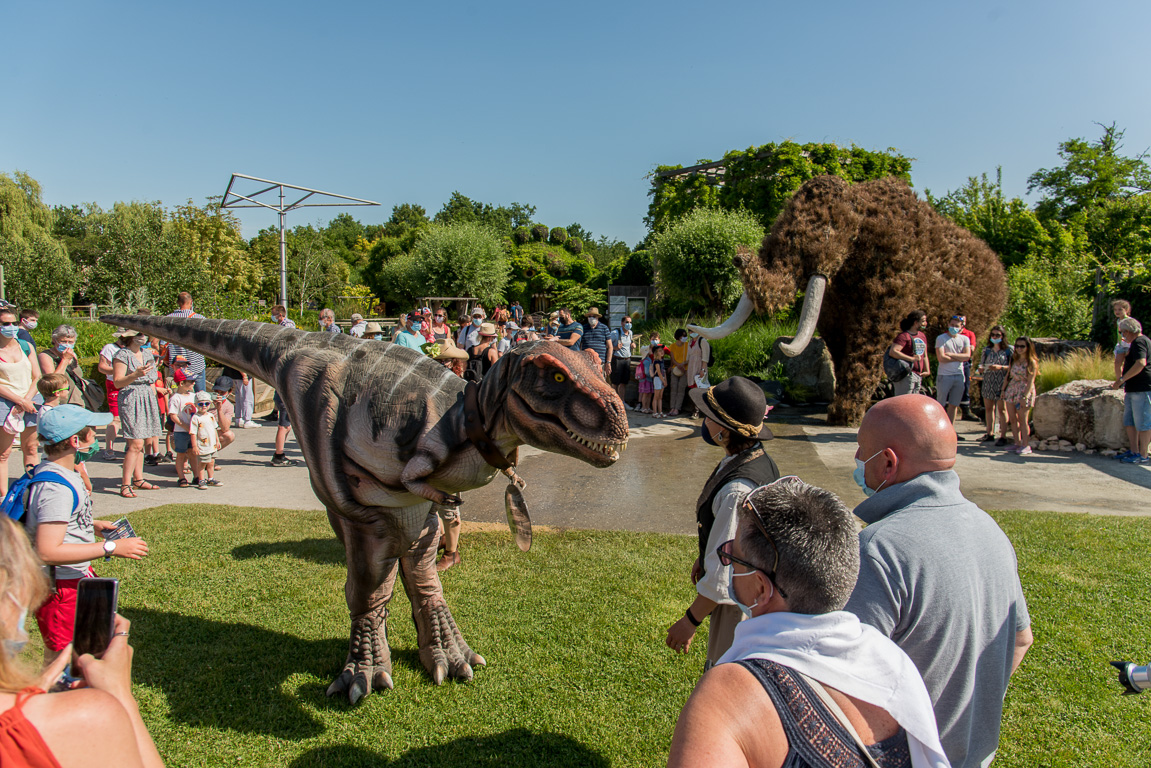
688, 292, 755, 340
779, 275, 827, 357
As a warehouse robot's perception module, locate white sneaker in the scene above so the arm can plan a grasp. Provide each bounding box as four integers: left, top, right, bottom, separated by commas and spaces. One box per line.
244, 421, 258, 429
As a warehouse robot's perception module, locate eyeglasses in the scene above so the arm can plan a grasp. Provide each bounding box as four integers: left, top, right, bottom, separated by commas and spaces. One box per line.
716, 490, 790, 599
1014, 344, 1027, 349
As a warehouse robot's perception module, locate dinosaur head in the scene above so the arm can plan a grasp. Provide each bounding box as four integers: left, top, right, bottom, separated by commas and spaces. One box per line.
491, 341, 628, 467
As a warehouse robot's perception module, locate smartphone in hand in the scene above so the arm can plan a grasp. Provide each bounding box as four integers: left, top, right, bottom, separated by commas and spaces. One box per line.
71, 578, 119, 674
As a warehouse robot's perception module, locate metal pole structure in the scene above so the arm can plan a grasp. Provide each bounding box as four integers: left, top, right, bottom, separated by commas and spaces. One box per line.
279, 186, 288, 308
220, 173, 379, 313
0, 265, 5, 301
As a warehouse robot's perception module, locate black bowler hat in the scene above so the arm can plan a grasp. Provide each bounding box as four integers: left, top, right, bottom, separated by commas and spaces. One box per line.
689, 376, 773, 441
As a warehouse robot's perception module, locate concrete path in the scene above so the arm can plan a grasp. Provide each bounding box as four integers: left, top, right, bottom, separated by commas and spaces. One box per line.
16, 406, 1150, 538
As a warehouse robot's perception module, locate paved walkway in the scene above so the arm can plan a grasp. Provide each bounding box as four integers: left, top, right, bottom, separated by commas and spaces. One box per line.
17, 407, 1151, 537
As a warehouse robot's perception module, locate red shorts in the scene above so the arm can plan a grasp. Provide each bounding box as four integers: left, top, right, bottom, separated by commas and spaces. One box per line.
34, 570, 94, 652
105, 380, 120, 417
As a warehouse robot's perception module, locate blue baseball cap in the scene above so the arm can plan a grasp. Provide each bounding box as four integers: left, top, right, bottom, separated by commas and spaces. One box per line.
38, 404, 114, 443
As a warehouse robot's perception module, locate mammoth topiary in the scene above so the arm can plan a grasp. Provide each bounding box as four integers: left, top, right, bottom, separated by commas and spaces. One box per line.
691, 175, 1008, 426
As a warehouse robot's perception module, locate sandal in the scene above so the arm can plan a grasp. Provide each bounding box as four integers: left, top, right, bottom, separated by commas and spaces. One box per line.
131, 479, 159, 490
119, 484, 137, 499
177, 477, 191, 488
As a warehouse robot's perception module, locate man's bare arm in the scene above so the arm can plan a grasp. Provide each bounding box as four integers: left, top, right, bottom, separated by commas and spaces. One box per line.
1011, 626, 1034, 675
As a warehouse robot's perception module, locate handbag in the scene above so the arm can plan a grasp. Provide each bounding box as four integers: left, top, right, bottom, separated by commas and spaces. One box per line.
79, 376, 107, 411
882, 351, 911, 383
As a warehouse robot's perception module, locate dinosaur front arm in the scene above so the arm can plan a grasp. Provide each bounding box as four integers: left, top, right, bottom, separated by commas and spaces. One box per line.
401, 449, 461, 505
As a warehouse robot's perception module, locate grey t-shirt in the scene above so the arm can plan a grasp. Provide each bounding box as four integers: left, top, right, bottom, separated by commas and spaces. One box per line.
25, 463, 92, 581
845, 470, 1030, 768
935, 332, 970, 377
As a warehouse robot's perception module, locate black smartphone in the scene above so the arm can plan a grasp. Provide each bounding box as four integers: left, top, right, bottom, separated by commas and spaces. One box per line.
72, 577, 119, 664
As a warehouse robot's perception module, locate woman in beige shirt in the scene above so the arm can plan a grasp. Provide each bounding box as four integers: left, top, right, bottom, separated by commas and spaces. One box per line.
0, 307, 41, 495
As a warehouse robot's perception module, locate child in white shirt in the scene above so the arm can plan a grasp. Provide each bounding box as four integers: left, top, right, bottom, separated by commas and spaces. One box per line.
188, 392, 221, 489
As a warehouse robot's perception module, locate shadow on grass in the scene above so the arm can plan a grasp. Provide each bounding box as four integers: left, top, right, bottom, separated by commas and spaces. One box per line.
231, 537, 345, 566
288, 729, 610, 768
126, 606, 417, 738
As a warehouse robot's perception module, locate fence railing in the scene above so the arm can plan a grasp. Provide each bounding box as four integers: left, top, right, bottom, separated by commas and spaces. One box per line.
60, 305, 116, 320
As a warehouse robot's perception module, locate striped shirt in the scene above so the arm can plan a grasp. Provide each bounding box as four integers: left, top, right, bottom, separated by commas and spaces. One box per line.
165, 308, 206, 375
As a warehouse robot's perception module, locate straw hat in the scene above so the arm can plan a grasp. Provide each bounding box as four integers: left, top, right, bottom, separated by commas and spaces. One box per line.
479, 322, 497, 337
433, 341, 468, 360
364, 322, 383, 334
585, 307, 602, 318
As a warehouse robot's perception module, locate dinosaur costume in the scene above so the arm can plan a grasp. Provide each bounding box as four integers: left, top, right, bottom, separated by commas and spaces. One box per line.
100, 315, 629, 703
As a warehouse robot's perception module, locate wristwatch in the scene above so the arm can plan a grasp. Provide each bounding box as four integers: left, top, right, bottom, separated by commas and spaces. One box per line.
103, 539, 117, 556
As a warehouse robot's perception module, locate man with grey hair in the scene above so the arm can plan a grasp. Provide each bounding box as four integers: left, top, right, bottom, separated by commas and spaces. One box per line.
1112, 316, 1151, 463
319, 308, 341, 334
348, 313, 367, 338
846, 394, 1031, 768
669, 476, 949, 768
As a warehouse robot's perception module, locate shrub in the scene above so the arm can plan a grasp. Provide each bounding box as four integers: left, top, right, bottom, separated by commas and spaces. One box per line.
545, 252, 569, 277
512, 227, 531, 245
567, 237, 583, 255
549, 227, 568, 245
531, 225, 549, 242
1036, 347, 1115, 394
650, 207, 764, 314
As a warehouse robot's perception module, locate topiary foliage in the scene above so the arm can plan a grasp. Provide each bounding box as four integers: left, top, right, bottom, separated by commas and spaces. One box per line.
545, 251, 569, 277
512, 227, 530, 245
531, 225, 549, 242
734, 175, 1007, 426
567, 236, 583, 255
549, 227, 568, 245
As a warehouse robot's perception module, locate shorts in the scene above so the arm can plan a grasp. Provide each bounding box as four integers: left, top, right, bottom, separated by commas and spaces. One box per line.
274, 392, 291, 428
935, 374, 965, 406
653, 378, 664, 392
173, 431, 192, 453
34, 570, 94, 652
1123, 391, 1151, 432
610, 357, 631, 385
198, 450, 216, 463
105, 380, 120, 417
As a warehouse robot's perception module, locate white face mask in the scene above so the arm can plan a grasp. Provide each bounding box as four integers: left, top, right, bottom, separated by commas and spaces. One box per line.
852, 448, 886, 497
732, 570, 773, 620
23, 320, 37, 330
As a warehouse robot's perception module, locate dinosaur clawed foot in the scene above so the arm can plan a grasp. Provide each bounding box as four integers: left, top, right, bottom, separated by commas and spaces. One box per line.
327, 605, 394, 705
417, 595, 486, 685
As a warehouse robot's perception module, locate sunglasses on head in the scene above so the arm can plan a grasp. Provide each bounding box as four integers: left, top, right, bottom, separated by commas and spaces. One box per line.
715, 479, 796, 599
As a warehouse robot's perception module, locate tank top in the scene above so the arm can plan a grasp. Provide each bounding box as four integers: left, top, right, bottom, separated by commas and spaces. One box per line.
0, 687, 64, 768
0, 342, 32, 398
735, 659, 911, 768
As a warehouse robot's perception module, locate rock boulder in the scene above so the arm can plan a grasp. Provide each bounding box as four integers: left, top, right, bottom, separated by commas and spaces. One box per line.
1032, 379, 1125, 450
771, 337, 836, 403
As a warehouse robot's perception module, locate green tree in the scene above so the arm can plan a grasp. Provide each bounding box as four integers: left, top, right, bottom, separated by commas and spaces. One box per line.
171, 199, 263, 297
362, 204, 431, 300
285, 225, 349, 313
928, 169, 1053, 268
433, 192, 535, 237
1027, 123, 1151, 222
646, 141, 912, 236
0, 171, 77, 308
379, 222, 509, 307
650, 207, 764, 314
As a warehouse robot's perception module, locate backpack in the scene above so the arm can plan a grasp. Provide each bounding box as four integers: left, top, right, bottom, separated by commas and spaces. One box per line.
2, 469, 81, 526
883, 351, 912, 383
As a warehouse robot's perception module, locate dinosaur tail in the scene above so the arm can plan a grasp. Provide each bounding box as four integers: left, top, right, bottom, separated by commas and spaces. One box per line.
99, 314, 322, 384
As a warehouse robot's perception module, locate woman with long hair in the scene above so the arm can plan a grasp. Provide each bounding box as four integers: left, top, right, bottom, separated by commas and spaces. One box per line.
1001, 336, 1039, 456
0, 517, 165, 767
0, 306, 42, 494
977, 325, 1013, 445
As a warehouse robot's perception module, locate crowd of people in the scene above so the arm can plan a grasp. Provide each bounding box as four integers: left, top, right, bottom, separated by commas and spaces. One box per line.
887, 302, 1151, 463
3, 294, 1145, 767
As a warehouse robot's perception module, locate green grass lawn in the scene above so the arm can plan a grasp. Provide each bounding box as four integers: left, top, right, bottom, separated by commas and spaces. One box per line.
26, 505, 1151, 767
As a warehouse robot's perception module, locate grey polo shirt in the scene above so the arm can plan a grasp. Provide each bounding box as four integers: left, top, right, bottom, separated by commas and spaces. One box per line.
845, 470, 1030, 768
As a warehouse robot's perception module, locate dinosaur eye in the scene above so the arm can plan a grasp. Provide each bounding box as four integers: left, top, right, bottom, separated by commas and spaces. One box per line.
553, 373, 566, 383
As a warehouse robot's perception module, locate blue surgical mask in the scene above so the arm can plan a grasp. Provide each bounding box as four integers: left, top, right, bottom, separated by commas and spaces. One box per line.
57, 343, 75, 352
624, 323, 632, 330
472, 318, 482, 327
990, 336, 1002, 344
411, 322, 422, 332
373, 334, 384, 341
731, 570, 770, 620
0, 326, 19, 339
852, 449, 886, 497
650, 340, 660, 347
947, 326, 960, 336
4, 594, 29, 657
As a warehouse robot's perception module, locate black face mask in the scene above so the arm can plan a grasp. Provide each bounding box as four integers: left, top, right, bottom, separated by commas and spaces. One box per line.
701, 421, 720, 446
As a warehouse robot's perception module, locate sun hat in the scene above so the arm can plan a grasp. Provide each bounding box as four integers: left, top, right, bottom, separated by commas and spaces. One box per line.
114, 327, 141, 339
506, 321, 519, 331
433, 343, 469, 361
364, 321, 383, 334
689, 376, 773, 441
194, 391, 213, 405
350, 313, 364, 322
479, 322, 497, 337
585, 307, 602, 318
38, 404, 113, 443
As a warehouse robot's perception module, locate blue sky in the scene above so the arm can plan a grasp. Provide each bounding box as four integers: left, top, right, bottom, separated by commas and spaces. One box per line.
3, 0, 1148, 247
